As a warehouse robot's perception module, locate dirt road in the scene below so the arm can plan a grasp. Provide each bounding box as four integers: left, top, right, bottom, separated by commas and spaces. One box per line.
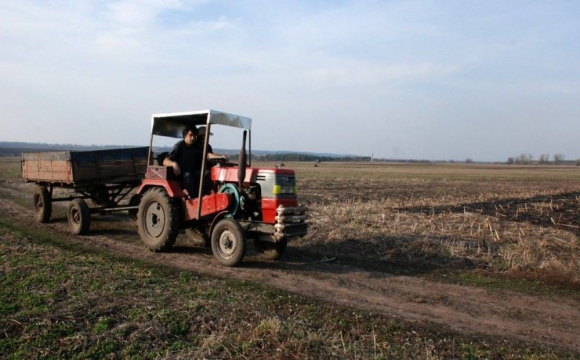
1, 194, 579, 352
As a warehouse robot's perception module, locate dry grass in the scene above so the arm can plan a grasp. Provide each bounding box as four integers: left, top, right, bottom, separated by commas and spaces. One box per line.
284, 162, 580, 288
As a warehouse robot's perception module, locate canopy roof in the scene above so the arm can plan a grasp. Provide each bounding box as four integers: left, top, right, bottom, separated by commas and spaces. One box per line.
151, 109, 252, 138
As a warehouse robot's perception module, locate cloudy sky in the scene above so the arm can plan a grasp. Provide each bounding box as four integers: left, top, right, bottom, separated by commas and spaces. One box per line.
0, 0, 578, 161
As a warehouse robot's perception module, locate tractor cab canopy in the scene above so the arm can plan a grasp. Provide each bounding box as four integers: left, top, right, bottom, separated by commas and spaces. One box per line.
147, 109, 252, 167
151, 109, 252, 138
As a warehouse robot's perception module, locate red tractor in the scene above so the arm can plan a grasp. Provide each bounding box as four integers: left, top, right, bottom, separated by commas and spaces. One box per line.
135, 110, 307, 266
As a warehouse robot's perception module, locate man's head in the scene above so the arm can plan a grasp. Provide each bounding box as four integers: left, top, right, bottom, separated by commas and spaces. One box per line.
182, 126, 197, 146
196, 126, 213, 142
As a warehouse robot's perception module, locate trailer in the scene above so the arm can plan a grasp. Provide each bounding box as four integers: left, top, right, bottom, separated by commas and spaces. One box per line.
22, 147, 148, 234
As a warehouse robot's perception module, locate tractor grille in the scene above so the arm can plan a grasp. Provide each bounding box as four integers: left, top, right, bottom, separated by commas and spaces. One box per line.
274, 205, 307, 238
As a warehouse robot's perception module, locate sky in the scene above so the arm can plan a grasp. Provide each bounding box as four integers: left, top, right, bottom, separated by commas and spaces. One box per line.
0, 0, 578, 162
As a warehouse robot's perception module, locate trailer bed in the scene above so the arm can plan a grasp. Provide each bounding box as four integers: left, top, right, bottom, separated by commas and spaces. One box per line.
22, 147, 148, 185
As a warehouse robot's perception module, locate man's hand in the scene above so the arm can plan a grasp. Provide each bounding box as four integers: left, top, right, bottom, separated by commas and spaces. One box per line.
172, 161, 181, 176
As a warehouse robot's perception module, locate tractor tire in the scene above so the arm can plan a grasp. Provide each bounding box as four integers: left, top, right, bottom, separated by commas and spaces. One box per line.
138, 188, 180, 252
254, 238, 287, 260
185, 228, 210, 247
128, 194, 141, 222
68, 199, 91, 235
211, 218, 246, 267
33, 186, 52, 223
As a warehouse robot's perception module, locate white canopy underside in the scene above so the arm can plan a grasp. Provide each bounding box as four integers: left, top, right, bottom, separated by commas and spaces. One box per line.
151, 109, 252, 138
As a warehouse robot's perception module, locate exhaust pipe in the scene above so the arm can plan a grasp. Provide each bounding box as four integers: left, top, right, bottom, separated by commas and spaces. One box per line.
238, 130, 247, 189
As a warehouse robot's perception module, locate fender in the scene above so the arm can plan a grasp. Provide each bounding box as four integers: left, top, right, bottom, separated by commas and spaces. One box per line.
209, 211, 231, 238
137, 179, 184, 198
183, 193, 231, 221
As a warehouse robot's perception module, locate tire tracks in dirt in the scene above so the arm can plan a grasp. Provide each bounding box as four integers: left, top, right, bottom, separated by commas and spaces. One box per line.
1, 195, 579, 353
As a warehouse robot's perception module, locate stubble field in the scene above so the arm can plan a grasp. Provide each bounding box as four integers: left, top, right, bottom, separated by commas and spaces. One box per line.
291, 162, 580, 288
1, 157, 580, 359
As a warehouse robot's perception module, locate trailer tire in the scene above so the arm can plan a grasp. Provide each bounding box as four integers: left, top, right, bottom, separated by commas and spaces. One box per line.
68, 199, 91, 235
211, 219, 246, 267
138, 188, 179, 252
254, 238, 287, 260
33, 186, 52, 223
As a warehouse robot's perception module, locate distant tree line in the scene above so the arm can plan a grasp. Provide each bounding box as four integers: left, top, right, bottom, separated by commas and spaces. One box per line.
3, 142, 576, 165
0, 142, 146, 157
229, 153, 372, 162
506, 153, 573, 165
0, 142, 134, 151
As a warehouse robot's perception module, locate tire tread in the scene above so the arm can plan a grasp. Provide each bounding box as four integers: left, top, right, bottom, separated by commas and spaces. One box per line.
137, 188, 180, 252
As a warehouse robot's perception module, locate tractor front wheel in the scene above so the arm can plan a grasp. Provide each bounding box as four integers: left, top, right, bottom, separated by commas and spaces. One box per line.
138, 188, 180, 251
254, 238, 287, 260
211, 219, 246, 267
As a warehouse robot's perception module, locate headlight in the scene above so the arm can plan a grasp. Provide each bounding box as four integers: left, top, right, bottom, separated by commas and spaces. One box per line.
272, 185, 296, 195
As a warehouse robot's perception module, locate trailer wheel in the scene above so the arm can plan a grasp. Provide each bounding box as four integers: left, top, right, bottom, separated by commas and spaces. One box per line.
68, 199, 91, 235
254, 239, 287, 260
138, 188, 179, 252
211, 219, 246, 267
33, 186, 52, 223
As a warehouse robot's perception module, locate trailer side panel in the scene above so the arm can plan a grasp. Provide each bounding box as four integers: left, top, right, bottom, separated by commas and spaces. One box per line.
22, 147, 148, 185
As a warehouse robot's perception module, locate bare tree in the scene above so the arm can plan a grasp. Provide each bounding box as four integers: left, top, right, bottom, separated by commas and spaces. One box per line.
553, 153, 565, 165
539, 154, 550, 164
465, 158, 473, 164
507, 157, 515, 165
516, 154, 533, 164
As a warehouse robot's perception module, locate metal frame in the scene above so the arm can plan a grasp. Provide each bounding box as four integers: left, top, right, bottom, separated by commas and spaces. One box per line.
38, 181, 141, 213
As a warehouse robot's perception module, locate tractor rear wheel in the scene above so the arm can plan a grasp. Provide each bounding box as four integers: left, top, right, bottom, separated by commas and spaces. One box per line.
211, 219, 246, 267
254, 238, 287, 260
138, 188, 180, 251
33, 186, 52, 223
68, 199, 91, 235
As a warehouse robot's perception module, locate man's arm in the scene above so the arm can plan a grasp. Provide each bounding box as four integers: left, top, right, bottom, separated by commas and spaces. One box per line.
164, 142, 182, 175
207, 152, 229, 161
163, 157, 181, 175
205, 144, 228, 161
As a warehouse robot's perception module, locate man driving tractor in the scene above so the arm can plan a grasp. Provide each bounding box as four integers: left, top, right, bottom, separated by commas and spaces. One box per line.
163, 126, 228, 198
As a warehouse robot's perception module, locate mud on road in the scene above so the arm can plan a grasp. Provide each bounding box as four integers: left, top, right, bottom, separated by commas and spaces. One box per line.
1, 194, 579, 353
